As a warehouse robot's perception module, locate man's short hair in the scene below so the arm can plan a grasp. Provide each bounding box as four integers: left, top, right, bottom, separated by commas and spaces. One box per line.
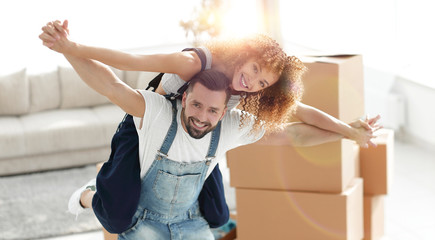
186, 70, 232, 104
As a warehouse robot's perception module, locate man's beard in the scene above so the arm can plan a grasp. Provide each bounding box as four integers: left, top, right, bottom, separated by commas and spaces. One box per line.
181, 109, 216, 139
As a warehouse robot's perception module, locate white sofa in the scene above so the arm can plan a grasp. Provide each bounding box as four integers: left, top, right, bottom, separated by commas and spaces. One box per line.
0, 66, 157, 176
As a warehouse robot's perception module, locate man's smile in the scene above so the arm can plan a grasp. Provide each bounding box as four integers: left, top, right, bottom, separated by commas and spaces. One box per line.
190, 117, 208, 130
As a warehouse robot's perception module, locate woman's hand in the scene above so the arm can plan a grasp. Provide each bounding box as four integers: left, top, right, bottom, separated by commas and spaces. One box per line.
348, 115, 382, 148
39, 20, 74, 54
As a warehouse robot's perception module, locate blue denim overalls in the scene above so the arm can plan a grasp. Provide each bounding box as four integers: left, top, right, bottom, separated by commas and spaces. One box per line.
119, 99, 221, 240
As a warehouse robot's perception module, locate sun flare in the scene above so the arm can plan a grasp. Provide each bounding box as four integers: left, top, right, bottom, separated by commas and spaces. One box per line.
220, 0, 260, 38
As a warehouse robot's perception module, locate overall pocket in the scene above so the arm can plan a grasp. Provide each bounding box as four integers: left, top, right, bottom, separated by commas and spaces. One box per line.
153, 170, 201, 204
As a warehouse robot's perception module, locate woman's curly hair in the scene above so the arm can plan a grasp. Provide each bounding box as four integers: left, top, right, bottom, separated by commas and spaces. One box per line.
205, 34, 307, 132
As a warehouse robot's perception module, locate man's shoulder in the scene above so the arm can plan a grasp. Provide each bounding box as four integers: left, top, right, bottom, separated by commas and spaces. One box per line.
138, 89, 162, 98
221, 109, 244, 130
219, 109, 265, 147
221, 109, 263, 134
137, 89, 174, 114
138, 89, 170, 103
223, 108, 243, 121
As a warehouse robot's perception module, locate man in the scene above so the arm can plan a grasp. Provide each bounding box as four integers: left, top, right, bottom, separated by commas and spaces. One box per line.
76, 70, 239, 239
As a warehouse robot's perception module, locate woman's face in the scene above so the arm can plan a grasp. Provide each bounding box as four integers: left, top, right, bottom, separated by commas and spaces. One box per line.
231, 59, 279, 93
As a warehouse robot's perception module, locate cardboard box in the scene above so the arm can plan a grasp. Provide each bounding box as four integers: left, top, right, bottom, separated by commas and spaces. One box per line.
235, 178, 363, 240
360, 129, 394, 195
363, 195, 385, 240
300, 55, 364, 123
227, 139, 358, 193
353, 143, 361, 178
220, 228, 237, 240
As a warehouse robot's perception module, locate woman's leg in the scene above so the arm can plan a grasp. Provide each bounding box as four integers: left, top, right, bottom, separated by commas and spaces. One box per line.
80, 189, 95, 209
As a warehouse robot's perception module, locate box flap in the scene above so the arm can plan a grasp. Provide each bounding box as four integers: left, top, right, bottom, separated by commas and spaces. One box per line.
300, 53, 361, 64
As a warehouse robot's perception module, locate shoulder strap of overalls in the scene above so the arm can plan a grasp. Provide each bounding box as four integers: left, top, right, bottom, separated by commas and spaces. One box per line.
205, 121, 221, 161
157, 99, 178, 157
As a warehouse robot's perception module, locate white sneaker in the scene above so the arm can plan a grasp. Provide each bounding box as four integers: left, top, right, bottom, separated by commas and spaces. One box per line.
68, 178, 96, 219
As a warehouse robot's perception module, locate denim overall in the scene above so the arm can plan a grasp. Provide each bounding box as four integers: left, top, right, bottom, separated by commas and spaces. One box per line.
119, 99, 221, 240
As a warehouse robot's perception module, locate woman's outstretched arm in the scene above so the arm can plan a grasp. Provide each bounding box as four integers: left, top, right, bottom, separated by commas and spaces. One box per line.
41, 20, 202, 81
294, 101, 381, 147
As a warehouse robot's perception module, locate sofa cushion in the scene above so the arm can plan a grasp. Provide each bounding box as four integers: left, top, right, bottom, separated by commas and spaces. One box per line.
124, 71, 159, 90
124, 71, 141, 88
0, 147, 111, 176
29, 70, 60, 113
20, 108, 109, 156
0, 69, 29, 115
58, 66, 110, 109
0, 117, 26, 159
136, 71, 160, 89
92, 104, 126, 141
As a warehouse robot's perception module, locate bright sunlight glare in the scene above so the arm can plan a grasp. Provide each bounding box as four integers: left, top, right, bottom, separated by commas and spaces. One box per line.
220, 0, 260, 38
0, 0, 201, 73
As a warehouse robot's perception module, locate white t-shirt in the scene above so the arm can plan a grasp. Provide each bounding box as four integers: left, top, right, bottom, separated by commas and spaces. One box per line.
133, 90, 264, 179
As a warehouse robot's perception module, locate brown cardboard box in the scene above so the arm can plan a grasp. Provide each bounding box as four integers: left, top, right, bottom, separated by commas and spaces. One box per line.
96, 162, 118, 240
235, 178, 363, 240
353, 143, 361, 178
227, 139, 358, 193
220, 228, 237, 240
360, 129, 394, 195
363, 195, 385, 240
300, 55, 364, 123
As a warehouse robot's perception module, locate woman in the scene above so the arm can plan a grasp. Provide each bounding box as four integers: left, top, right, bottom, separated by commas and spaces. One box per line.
40, 20, 380, 235
40, 20, 379, 145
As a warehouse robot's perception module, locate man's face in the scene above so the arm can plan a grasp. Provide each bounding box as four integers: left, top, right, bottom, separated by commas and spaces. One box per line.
181, 83, 227, 139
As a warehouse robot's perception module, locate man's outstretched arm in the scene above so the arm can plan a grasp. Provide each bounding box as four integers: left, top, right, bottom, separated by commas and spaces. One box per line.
63, 54, 144, 117
39, 21, 145, 117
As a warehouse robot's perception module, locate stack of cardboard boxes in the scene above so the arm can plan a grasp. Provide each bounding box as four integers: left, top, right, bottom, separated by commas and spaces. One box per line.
227, 55, 393, 240
360, 128, 394, 240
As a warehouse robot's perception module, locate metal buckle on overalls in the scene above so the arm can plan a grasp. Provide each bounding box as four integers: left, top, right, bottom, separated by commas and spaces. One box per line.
205, 156, 215, 165
156, 151, 168, 160
169, 93, 180, 100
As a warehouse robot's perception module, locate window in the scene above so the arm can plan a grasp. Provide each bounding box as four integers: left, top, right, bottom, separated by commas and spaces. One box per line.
0, 0, 201, 72
279, 0, 435, 88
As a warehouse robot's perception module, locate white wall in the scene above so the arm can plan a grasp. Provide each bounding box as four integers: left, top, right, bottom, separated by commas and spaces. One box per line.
364, 66, 397, 127
392, 78, 435, 145
364, 65, 435, 146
